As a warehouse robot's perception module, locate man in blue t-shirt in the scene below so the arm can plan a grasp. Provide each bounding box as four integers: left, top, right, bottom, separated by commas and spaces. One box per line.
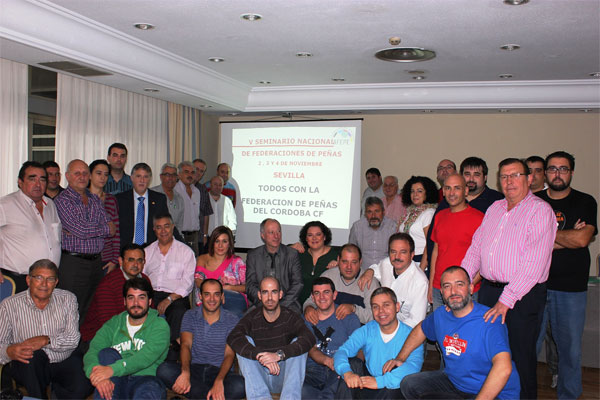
303, 277, 361, 399
156, 279, 245, 399
386, 266, 520, 399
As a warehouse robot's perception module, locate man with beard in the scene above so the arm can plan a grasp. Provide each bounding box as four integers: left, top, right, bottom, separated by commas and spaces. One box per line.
157, 279, 245, 400
535, 151, 597, 399
84, 277, 170, 400
349, 197, 396, 269
394, 267, 520, 400
334, 287, 423, 399
357, 233, 428, 328
227, 277, 315, 399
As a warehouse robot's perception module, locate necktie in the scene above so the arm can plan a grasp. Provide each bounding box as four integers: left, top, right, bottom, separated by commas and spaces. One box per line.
134, 196, 145, 245
269, 253, 276, 277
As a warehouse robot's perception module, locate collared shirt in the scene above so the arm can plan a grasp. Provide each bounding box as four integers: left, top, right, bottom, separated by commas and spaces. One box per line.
174, 181, 201, 231
194, 183, 214, 225
151, 184, 185, 230
54, 186, 110, 254
462, 191, 557, 308
0, 191, 62, 274
104, 173, 132, 195
0, 288, 80, 364
132, 190, 149, 244
144, 238, 196, 297
208, 194, 236, 235
383, 194, 407, 224
348, 216, 397, 269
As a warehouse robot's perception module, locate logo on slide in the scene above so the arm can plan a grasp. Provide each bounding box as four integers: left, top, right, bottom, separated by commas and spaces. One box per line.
333, 128, 352, 139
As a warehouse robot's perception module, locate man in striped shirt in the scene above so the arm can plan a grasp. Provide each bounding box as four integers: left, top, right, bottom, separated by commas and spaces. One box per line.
462, 158, 557, 399
0, 259, 90, 399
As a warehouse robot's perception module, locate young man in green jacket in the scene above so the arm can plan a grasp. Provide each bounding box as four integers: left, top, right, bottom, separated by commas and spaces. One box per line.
84, 277, 170, 400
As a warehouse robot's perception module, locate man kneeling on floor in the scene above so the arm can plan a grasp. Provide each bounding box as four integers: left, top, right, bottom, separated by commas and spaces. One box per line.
227, 276, 315, 399
390, 266, 520, 399
84, 277, 170, 400
157, 278, 245, 399
334, 287, 424, 399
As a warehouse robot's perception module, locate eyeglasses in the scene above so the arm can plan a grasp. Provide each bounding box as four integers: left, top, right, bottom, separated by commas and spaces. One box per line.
437, 165, 455, 172
546, 166, 571, 174
30, 275, 58, 284
499, 172, 527, 181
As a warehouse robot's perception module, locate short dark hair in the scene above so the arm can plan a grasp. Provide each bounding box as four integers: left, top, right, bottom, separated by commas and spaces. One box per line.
28, 259, 58, 276
370, 287, 397, 304
131, 162, 152, 176
545, 151, 575, 170
388, 232, 415, 254
200, 278, 223, 294
364, 196, 384, 210
42, 160, 60, 170
312, 276, 335, 293
108, 143, 128, 156
217, 162, 230, 170
460, 156, 488, 176
498, 158, 529, 175
120, 243, 146, 258
123, 276, 153, 299
299, 221, 332, 249
152, 212, 173, 226
365, 167, 381, 177
440, 266, 471, 284
339, 243, 362, 260
89, 159, 111, 175
525, 155, 546, 170
18, 161, 45, 181
208, 226, 235, 257
401, 176, 439, 206
192, 158, 206, 165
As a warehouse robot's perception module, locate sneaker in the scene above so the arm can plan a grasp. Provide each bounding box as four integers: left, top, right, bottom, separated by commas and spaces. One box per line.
551, 374, 558, 389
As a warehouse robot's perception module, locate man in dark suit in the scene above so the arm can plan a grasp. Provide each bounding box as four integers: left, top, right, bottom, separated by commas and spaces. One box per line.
116, 163, 171, 248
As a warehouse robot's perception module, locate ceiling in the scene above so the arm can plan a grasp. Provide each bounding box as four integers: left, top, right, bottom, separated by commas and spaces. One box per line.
1, 0, 599, 114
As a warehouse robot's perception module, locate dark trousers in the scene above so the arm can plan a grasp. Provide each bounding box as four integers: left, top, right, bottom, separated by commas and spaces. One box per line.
336, 358, 404, 400
157, 361, 245, 400
58, 253, 104, 323
153, 291, 190, 342
0, 269, 28, 294
6, 349, 91, 399
401, 371, 475, 399
479, 279, 546, 400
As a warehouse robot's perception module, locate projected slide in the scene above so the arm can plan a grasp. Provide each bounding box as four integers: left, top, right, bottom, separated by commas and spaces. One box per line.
221, 120, 362, 248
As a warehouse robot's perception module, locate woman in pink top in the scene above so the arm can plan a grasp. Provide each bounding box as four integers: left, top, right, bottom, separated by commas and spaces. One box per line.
194, 226, 247, 317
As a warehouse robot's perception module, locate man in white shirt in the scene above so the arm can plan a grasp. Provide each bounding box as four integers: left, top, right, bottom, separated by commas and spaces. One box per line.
144, 213, 196, 358
174, 161, 202, 255
0, 161, 61, 293
207, 176, 236, 236
358, 233, 428, 328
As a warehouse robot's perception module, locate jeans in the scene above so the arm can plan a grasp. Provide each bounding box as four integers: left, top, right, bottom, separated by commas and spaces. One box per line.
94, 348, 165, 400
302, 363, 340, 399
536, 307, 558, 376
223, 290, 248, 319
542, 290, 586, 399
236, 337, 307, 399
336, 357, 404, 399
157, 361, 245, 399
401, 371, 475, 399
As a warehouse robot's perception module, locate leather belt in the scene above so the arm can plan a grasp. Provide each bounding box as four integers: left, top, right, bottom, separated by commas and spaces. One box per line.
181, 230, 199, 235
484, 278, 508, 288
61, 250, 101, 260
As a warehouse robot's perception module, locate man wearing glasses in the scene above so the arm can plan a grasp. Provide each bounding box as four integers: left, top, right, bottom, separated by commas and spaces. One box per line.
0, 259, 90, 399
152, 163, 185, 231
462, 158, 556, 400
535, 151, 597, 399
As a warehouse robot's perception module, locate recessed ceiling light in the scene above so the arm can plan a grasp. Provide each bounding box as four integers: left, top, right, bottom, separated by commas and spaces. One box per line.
296, 52, 313, 58
504, 0, 529, 5
143, 88, 159, 92
241, 13, 262, 21
258, 80, 271, 84
500, 44, 520, 51
228, 112, 239, 116
499, 109, 510, 113
499, 74, 513, 79
198, 104, 212, 108
134, 23, 155, 30
579, 109, 592, 112
407, 70, 427, 75
413, 76, 426, 80
375, 47, 436, 63
422, 110, 433, 113
332, 78, 345, 82
209, 57, 225, 63
589, 72, 600, 77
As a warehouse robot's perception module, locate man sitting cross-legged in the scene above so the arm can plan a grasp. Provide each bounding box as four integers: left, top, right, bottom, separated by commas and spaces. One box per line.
157, 278, 245, 399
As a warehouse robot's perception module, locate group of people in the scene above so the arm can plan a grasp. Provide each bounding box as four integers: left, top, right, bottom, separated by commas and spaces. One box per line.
0, 146, 596, 400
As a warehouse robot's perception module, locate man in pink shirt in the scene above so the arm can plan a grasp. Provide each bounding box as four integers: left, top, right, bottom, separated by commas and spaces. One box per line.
462, 158, 556, 399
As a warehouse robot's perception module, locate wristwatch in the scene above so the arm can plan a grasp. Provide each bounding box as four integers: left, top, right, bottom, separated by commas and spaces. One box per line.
276, 349, 285, 361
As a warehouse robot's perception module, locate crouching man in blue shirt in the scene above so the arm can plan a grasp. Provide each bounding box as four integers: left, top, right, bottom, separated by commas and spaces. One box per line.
334, 287, 424, 399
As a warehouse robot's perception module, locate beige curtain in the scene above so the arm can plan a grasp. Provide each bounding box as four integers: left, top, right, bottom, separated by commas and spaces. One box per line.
168, 103, 201, 165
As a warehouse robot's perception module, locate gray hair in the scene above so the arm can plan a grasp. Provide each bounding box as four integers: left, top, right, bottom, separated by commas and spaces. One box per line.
160, 162, 177, 174
29, 259, 59, 276
177, 161, 194, 173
